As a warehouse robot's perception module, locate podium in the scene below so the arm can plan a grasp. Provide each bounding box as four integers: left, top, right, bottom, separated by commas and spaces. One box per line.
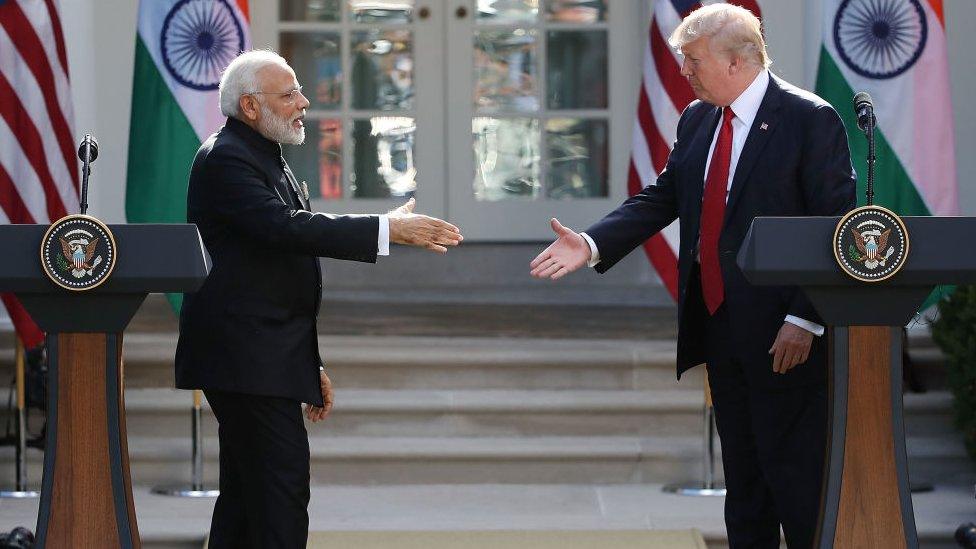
0, 223, 208, 548
738, 216, 976, 549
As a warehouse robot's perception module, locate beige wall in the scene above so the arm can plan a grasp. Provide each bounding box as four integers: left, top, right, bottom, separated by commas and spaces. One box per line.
60, 0, 976, 226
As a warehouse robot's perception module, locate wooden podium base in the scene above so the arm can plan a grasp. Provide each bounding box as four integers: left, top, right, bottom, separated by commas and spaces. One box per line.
35, 333, 140, 548
819, 326, 916, 549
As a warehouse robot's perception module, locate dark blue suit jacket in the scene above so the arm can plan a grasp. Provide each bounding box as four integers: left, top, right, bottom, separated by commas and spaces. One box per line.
175, 117, 379, 404
586, 75, 856, 387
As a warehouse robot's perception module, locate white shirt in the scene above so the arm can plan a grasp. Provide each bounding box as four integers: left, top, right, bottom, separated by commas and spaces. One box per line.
582, 70, 823, 336
378, 215, 390, 256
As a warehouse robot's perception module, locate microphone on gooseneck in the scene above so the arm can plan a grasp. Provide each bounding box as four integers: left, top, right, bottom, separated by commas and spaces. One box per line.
853, 91, 876, 133
77, 134, 98, 215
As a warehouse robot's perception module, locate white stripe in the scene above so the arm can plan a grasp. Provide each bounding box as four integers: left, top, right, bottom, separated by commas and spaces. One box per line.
661, 219, 680, 251
643, 33, 681, 150
0, 26, 79, 213
654, 0, 685, 68
138, 0, 251, 143
0, 117, 54, 224
631, 123, 653, 187
14, 0, 75, 159
0, 207, 10, 224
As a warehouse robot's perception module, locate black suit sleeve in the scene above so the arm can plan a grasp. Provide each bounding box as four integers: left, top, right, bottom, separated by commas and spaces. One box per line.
787, 104, 857, 321
205, 146, 379, 263
584, 110, 691, 273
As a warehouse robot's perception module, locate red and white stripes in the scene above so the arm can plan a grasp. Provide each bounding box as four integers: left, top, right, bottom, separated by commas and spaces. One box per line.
0, 0, 78, 347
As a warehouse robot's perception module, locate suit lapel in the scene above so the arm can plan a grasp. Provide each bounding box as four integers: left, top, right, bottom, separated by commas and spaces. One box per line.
689, 106, 723, 211
723, 78, 783, 228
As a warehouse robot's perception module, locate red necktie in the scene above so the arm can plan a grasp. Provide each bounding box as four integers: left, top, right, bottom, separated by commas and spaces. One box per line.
700, 107, 735, 315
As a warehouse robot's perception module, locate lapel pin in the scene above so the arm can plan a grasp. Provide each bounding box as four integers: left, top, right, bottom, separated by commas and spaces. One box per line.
760, 122, 769, 131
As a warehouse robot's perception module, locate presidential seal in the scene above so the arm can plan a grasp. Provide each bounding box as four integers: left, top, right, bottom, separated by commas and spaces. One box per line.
40, 215, 117, 291
833, 205, 910, 282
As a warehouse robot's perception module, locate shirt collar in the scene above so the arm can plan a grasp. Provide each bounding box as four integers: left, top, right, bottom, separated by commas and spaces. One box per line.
728, 69, 769, 128
224, 116, 283, 158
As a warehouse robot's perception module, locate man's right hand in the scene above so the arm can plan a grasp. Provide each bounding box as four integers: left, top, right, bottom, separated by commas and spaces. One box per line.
388, 198, 463, 253
529, 218, 591, 280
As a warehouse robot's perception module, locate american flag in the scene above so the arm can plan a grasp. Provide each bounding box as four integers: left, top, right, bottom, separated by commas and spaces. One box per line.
632, 0, 761, 301
0, 0, 79, 348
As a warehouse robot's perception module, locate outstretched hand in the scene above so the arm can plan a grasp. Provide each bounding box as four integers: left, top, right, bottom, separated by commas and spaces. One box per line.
388, 198, 463, 253
529, 218, 591, 280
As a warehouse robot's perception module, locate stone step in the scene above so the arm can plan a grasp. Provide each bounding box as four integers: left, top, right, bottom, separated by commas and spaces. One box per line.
120, 388, 707, 438
116, 333, 694, 391
1, 431, 971, 488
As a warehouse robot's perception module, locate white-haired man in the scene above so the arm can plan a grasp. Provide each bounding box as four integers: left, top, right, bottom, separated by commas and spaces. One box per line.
531, 5, 855, 548
175, 50, 463, 548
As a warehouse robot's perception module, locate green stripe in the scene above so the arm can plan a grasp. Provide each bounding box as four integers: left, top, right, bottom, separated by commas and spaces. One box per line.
125, 36, 200, 224
814, 47, 930, 216
126, 36, 202, 313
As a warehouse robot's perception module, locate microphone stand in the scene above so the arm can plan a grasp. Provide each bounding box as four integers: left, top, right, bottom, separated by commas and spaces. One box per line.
80, 135, 93, 215
865, 117, 876, 207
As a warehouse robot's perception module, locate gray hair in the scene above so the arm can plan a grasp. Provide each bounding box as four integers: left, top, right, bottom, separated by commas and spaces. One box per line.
668, 4, 770, 68
218, 50, 290, 117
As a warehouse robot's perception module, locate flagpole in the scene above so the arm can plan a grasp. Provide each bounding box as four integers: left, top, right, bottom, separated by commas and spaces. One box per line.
1, 339, 39, 498
663, 375, 726, 497
150, 389, 219, 498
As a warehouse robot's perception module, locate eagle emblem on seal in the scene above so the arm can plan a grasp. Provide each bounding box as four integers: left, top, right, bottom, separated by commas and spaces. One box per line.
850, 227, 893, 270
58, 235, 103, 278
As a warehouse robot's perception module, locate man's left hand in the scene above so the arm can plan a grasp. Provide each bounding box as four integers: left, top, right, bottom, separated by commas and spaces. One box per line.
304, 369, 334, 422
769, 322, 814, 374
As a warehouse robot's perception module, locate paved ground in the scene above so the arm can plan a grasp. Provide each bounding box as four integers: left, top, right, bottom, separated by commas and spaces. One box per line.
0, 483, 972, 547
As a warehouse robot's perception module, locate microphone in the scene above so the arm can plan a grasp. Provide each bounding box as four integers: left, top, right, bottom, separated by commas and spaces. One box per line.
77, 134, 99, 163
77, 134, 98, 215
853, 91, 876, 132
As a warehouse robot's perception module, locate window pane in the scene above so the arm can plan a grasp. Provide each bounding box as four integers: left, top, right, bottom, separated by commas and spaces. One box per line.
545, 118, 608, 198
473, 117, 541, 201
474, 29, 539, 112
349, 0, 413, 23
476, 0, 539, 24
351, 30, 414, 111
546, 30, 607, 109
545, 0, 607, 23
284, 119, 344, 200
280, 33, 343, 110
280, 0, 342, 22
351, 117, 417, 198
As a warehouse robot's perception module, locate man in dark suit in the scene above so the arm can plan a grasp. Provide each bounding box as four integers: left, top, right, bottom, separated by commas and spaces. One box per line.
531, 5, 855, 548
175, 50, 462, 548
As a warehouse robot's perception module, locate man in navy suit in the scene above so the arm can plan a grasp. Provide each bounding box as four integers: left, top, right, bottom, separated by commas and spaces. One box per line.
531, 5, 855, 548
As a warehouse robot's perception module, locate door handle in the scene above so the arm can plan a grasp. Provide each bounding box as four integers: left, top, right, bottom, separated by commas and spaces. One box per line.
418, 6, 430, 19
456, 6, 468, 19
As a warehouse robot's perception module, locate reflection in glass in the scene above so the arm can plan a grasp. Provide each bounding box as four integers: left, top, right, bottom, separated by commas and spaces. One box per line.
280, 33, 342, 110
474, 29, 538, 112
545, 118, 607, 199
351, 117, 416, 198
473, 117, 541, 201
349, 0, 413, 23
280, 0, 342, 22
284, 119, 344, 199
545, 0, 607, 23
476, 0, 539, 24
547, 30, 607, 109
351, 30, 413, 111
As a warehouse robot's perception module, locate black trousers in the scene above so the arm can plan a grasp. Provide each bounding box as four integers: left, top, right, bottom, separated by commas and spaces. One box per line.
702, 299, 827, 548
204, 390, 311, 549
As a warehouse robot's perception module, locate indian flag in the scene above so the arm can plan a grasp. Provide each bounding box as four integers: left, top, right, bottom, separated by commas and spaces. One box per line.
816, 0, 957, 217
126, 0, 250, 310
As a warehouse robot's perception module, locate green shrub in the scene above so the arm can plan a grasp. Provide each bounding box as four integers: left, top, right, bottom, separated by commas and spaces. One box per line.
932, 285, 976, 462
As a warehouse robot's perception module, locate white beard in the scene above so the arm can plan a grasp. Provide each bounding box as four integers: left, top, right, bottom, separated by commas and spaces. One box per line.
258, 103, 305, 145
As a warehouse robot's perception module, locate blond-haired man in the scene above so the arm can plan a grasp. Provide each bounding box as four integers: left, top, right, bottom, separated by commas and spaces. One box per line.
532, 6, 855, 547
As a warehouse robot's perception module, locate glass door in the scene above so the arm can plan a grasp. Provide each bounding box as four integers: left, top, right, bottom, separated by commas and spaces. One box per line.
273, 0, 447, 219
445, 0, 641, 240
